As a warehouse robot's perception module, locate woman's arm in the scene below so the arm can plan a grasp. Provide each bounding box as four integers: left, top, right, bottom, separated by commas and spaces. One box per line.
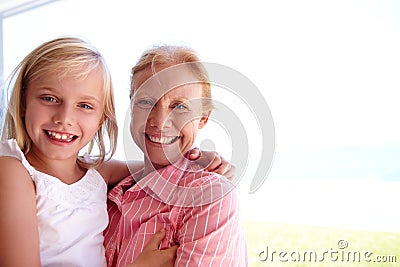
98, 149, 236, 187
0, 157, 40, 267
97, 159, 143, 187
188, 148, 236, 179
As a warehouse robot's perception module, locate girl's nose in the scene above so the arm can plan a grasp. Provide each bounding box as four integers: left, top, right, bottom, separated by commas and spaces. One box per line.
53, 104, 74, 126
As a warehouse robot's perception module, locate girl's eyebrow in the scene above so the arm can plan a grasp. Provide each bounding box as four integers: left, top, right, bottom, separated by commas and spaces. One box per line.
37, 87, 102, 104
36, 86, 56, 92
80, 95, 102, 104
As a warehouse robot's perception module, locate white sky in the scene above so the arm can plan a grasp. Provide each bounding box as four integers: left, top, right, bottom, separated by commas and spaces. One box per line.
2, 0, 400, 230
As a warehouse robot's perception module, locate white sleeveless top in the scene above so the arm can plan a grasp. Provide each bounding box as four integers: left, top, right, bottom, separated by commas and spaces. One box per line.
0, 139, 108, 267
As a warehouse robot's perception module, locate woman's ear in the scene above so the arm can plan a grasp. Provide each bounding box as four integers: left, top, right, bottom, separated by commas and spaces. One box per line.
198, 111, 211, 129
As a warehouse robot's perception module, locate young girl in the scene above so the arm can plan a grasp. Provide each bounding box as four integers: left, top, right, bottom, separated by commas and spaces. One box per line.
0, 37, 228, 267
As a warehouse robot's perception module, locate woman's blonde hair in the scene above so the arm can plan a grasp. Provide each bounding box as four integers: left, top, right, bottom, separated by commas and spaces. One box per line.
1, 36, 117, 167
131, 45, 213, 112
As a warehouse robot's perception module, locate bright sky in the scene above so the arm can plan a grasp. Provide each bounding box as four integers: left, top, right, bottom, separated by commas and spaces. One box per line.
2, 0, 400, 231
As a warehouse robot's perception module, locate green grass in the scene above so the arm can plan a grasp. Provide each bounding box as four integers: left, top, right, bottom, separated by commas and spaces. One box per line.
243, 221, 400, 267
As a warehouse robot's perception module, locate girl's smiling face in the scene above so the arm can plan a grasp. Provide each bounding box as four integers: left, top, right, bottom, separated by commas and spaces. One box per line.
130, 66, 209, 171
24, 68, 105, 164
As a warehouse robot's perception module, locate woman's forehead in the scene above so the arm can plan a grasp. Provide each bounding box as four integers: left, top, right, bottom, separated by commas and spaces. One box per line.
134, 65, 202, 97
135, 82, 203, 102
135, 63, 201, 88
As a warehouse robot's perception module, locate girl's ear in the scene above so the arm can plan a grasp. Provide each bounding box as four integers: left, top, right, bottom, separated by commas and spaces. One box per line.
198, 111, 211, 129
98, 115, 106, 129
21, 89, 27, 117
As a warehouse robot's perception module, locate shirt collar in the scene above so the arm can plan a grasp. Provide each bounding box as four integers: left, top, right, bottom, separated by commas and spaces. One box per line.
133, 156, 190, 203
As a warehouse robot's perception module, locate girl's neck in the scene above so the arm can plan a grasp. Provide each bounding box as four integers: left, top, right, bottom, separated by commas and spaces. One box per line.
25, 151, 86, 185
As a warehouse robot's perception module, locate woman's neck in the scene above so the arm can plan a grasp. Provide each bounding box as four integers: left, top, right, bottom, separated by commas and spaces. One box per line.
142, 157, 166, 178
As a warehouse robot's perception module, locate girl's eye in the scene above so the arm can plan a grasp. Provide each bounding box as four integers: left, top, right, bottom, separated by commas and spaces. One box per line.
79, 103, 93, 109
42, 96, 57, 103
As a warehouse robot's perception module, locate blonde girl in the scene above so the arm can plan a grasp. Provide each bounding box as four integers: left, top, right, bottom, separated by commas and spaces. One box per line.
0, 37, 180, 267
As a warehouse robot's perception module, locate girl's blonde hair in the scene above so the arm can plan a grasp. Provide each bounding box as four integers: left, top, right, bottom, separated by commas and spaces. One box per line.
1, 36, 117, 167
130, 45, 213, 112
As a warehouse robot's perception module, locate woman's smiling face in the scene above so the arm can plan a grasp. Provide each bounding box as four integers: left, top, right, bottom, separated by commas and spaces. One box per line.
130, 65, 209, 170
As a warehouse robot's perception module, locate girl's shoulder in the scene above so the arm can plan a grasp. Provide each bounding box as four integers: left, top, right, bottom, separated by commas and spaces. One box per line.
0, 139, 35, 176
0, 140, 34, 192
0, 139, 22, 157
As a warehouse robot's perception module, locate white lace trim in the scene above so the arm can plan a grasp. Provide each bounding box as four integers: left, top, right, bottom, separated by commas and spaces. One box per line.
35, 169, 106, 205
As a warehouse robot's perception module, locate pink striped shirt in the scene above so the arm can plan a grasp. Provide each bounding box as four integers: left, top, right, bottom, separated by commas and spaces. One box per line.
104, 156, 248, 267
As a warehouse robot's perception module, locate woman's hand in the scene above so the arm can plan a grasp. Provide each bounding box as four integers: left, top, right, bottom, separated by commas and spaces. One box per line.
124, 229, 177, 267
188, 148, 236, 180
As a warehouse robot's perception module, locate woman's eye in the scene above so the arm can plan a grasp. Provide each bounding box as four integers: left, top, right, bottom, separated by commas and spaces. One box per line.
141, 99, 152, 105
136, 99, 154, 107
174, 103, 189, 110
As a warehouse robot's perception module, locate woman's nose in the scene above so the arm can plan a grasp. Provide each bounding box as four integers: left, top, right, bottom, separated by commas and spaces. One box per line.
148, 106, 172, 129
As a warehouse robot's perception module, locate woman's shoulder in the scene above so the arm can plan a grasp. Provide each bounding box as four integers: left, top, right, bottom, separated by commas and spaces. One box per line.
175, 160, 236, 190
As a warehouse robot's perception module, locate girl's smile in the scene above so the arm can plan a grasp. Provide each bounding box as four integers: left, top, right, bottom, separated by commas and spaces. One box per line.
44, 130, 78, 143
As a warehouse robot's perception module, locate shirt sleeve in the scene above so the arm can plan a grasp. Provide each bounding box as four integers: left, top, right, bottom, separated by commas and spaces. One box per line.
174, 179, 248, 267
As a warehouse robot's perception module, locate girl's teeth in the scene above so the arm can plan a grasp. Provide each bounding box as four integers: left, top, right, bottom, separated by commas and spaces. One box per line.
47, 131, 74, 142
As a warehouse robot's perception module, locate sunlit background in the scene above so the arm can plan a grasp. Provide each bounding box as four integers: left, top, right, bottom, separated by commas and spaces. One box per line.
1, 0, 399, 233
